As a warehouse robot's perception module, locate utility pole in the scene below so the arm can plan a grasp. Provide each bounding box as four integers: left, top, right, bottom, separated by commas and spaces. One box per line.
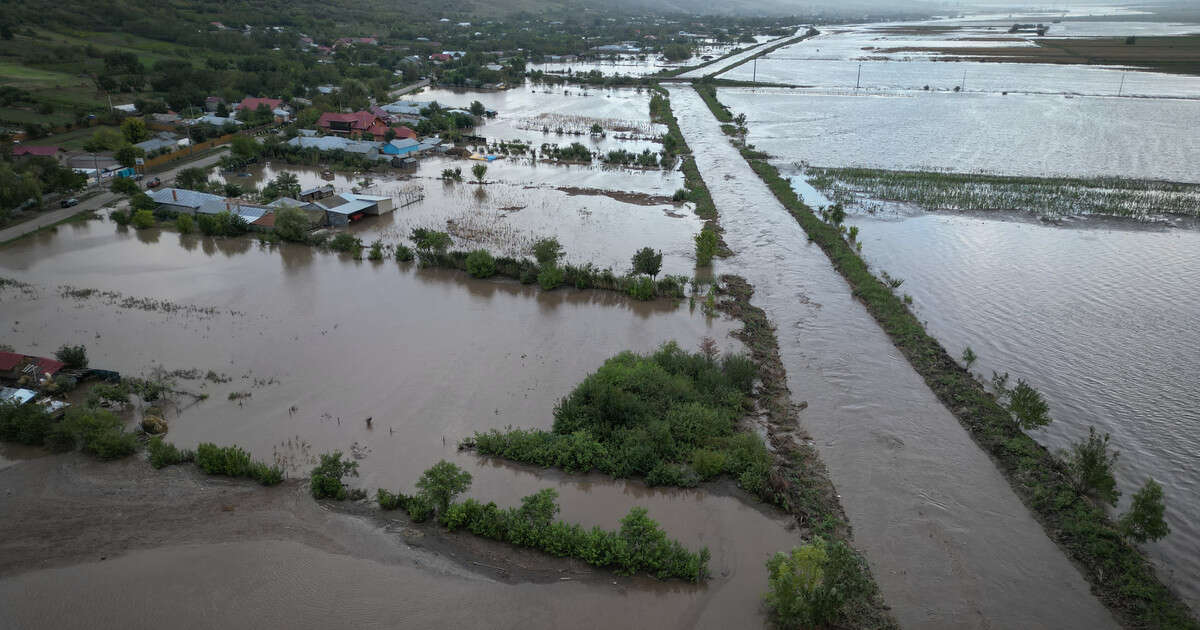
960, 69, 966, 92
1118, 72, 1126, 97
855, 63, 861, 90
753, 57, 757, 84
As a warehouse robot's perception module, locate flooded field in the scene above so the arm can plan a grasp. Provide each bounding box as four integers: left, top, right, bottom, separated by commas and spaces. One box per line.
719, 87, 1200, 182
836, 207, 1200, 607
414, 84, 667, 154
0, 212, 811, 627
216, 154, 699, 275
669, 85, 1117, 629
717, 21, 1200, 97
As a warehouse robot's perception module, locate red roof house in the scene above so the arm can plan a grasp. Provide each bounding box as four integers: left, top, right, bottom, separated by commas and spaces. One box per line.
0, 351, 65, 381
392, 126, 416, 139
317, 111, 396, 140
13, 145, 64, 158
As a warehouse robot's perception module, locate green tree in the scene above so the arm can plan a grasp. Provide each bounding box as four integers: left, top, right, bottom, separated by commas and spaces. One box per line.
411, 228, 451, 251
1061, 427, 1120, 506
114, 145, 144, 168
130, 192, 157, 213
415, 460, 472, 515
110, 177, 140, 196
1008, 380, 1051, 430
54, 344, 88, 369
120, 118, 149, 144
631, 247, 662, 277
230, 134, 261, 160
273, 205, 310, 242
175, 214, 195, 234
764, 538, 871, 629
469, 100, 486, 117
130, 209, 155, 229
83, 127, 124, 153
1119, 479, 1170, 543
532, 237, 563, 266
694, 227, 717, 267
472, 163, 487, 183
175, 167, 210, 191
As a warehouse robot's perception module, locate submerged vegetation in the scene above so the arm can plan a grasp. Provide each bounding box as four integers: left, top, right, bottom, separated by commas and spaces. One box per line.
720, 91, 1195, 626
378, 461, 710, 582
805, 167, 1200, 220
465, 342, 773, 492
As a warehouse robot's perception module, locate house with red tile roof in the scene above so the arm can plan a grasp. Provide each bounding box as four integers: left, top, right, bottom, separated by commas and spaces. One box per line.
236, 97, 284, 112
317, 111, 411, 141
0, 351, 66, 383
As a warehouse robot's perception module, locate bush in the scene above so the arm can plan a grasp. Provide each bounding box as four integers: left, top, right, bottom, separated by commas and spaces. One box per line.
416, 460, 472, 515
627, 276, 655, 300
765, 538, 872, 629
327, 233, 361, 253
1061, 427, 1120, 506
0, 402, 55, 445
411, 228, 451, 251
465, 249, 496, 278
531, 237, 563, 266
538, 264, 564, 290
1008, 380, 1051, 430
691, 449, 727, 480
195, 443, 283, 485
57, 407, 138, 459
310, 451, 359, 499
55, 344, 88, 369
110, 209, 131, 226
394, 244, 414, 262
368, 240, 385, 261
147, 436, 194, 468
110, 177, 140, 195
130, 209, 156, 229
377, 488, 410, 511
175, 214, 194, 234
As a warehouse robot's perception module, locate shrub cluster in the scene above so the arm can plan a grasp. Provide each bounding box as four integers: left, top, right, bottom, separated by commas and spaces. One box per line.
468, 343, 773, 497
443, 490, 710, 582
765, 538, 874, 629
195, 443, 283, 485
310, 451, 359, 499
146, 436, 195, 468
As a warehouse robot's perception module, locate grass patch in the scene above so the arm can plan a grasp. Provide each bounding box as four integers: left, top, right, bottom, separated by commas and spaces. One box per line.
806, 167, 1200, 219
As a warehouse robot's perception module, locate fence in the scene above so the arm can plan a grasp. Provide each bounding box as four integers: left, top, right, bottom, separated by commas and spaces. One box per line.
140, 134, 236, 170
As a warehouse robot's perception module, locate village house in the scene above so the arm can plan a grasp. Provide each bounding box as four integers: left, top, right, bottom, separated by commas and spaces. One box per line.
12, 145, 67, 165
0, 351, 65, 384
316, 111, 411, 141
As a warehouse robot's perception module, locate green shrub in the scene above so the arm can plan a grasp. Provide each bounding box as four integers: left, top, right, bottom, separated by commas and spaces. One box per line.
395, 244, 414, 262
627, 275, 655, 300
131, 209, 156, 229
272, 206, 310, 242
195, 442, 282, 485
1061, 427, 1120, 506
54, 344, 88, 369
367, 239, 385, 261
310, 451, 359, 499
0, 402, 55, 445
1119, 479, 1170, 543
465, 249, 497, 278
538, 264, 564, 290
532, 237, 563, 266
56, 407, 138, 459
631, 247, 662, 277
765, 538, 873, 629
411, 228, 451, 251
110, 209, 131, 226
691, 449, 727, 480
175, 214, 195, 234
328, 233, 361, 253
377, 488, 411, 510
147, 436, 194, 468
695, 227, 718, 266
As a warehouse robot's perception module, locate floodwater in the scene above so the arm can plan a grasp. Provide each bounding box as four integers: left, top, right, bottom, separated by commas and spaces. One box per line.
667, 85, 1118, 629
837, 207, 1200, 607
719, 87, 1200, 182
717, 21, 1200, 98
412, 84, 667, 154
0, 214, 804, 627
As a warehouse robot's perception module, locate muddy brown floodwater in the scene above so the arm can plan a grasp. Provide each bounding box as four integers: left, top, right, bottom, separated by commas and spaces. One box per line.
667, 85, 1118, 629
0, 217, 802, 627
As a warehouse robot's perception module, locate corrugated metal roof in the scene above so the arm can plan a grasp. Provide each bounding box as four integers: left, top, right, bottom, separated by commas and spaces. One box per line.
0, 387, 36, 405
148, 188, 224, 209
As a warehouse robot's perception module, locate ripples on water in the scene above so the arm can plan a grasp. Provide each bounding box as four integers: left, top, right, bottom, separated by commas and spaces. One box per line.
846, 210, 1200, 606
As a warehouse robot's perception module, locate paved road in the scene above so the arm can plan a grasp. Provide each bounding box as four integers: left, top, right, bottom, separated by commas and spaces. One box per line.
0, 149, 229, 245
388, 78, 431, 100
